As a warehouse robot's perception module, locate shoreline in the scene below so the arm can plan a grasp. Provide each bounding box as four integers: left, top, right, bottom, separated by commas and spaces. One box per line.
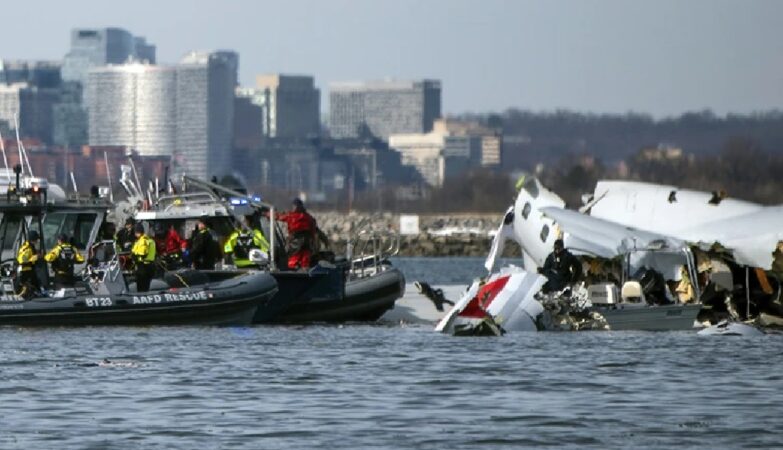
314, 211, 521, 257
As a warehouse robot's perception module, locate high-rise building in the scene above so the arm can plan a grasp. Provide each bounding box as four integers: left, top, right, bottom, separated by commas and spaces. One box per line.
53, 82, 87, 148
0, 60, 62, 144
0, 83, 59, 144
62, 28, 156, 84
0, 60, 61, 89
329, 79, 441, 140
174, 51, 238, 179
59, 28, 156, 149
85, 63, 176, 157
250, 74, 320, 139
83, 51, 238, 179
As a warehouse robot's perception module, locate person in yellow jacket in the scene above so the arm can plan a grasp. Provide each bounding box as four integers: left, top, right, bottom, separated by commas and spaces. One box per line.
45, 234, 85, 288
16, 230, 42, 296
131, 223, 156, 292
224, 216, 270, 268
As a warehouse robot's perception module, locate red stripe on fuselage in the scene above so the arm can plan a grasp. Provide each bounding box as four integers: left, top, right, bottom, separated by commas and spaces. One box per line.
459, 276, 510, 318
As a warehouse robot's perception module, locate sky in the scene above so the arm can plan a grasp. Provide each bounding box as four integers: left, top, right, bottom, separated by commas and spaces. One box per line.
1, 0, 781, 117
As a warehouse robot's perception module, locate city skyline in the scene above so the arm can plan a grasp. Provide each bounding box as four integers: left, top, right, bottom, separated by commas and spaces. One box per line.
0, 0, 780, 118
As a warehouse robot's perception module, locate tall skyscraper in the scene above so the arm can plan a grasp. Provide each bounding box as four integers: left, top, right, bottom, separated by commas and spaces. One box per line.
329, 79, 441, 140
85, 63, 176, 157
62, 28, 156, 84
58, 28, 156, 149
174, 51, 238, 179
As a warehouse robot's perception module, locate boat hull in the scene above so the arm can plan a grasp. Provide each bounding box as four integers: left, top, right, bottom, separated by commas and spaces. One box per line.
598, 304, 701, 331
0, 272, 278, 327
249, 266, 405, 324
272, 268, 406, 323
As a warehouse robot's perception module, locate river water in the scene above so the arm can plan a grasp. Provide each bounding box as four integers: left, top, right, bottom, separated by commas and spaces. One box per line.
1, 257, 781, 449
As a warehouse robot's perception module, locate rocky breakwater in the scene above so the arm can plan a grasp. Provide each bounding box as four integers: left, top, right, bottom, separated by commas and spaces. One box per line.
314, 211, 521, 257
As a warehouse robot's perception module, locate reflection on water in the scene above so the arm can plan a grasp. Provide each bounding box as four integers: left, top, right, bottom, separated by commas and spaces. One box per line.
0, 258, 780, 449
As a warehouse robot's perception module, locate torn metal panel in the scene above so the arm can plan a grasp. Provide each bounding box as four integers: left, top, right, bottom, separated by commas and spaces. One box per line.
586, 180, 783, 271
679, 206, 783, 270
435, 267, 546, 334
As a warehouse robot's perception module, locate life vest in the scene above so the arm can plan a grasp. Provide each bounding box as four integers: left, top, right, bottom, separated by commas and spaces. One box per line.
234, 231, 256, 259
52, 244, 77, 274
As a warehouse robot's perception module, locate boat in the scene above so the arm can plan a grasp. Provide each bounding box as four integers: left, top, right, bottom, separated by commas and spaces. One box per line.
0, 262, 277, 326
130, 176, 404, 324
436, 267, 702, 336
0, 172, 279, 326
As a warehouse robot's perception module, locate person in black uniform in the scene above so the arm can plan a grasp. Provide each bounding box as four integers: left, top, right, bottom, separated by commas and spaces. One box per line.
190, 217, 218, 270
538, 239, 582, 292
116, 217, 136, 253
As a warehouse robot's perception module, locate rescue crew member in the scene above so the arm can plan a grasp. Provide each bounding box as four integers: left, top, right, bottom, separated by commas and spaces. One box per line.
16, 230, 42, 296
538, 239, 582, 292
190, 217, 218, 270
276, 198, 317, 270
116, 217, 136, 253
160, 223, 186, 270
131, 223, 156, 292
45, 234, 85, 288
224, 216, 270, 268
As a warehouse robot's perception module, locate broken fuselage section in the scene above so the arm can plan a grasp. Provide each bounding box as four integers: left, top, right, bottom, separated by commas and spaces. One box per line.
437, 176, 781, 335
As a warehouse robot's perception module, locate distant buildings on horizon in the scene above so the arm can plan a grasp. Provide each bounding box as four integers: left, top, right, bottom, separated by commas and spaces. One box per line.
0, 26, 502, 200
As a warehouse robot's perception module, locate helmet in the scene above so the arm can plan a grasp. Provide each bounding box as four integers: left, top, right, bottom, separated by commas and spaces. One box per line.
58, 233, 68, 242
28, 230, 40, 241
134, 223, 145, 234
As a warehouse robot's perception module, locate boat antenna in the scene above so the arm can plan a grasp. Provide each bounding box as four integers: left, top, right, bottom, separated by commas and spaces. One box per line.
70, 171, 78, 193
13, 114, 33, 177
103, 151, 114, 202
0, 128, 9, 177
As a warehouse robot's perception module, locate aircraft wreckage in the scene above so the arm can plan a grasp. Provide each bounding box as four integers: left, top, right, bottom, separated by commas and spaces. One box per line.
436, 176, 783, 336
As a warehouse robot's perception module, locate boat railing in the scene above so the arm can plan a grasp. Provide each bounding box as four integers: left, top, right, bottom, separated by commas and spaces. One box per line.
346, 227, 400, 280
155, 192, 225, 212
85, 240, 126, 295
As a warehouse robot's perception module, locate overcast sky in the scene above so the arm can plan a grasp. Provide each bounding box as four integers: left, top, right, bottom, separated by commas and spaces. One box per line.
1, 0, 781, 117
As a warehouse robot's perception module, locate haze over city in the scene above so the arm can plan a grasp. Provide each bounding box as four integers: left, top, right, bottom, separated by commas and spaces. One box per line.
2, 0, 781, 117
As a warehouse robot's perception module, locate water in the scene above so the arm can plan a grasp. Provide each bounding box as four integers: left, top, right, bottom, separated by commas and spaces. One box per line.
1, 258, 782, 449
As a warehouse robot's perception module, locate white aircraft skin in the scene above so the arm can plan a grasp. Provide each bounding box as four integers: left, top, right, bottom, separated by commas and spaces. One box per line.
441, 176, 782, 335
485, 176, 564, 273
588, 181, 783, 270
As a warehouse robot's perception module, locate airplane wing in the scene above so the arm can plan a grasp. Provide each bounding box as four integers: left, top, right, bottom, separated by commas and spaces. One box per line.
539, 206, 689, 279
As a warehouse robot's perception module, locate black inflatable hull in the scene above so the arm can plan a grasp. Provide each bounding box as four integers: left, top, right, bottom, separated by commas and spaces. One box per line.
260, 267, 406, 323
0, 272, 278, 326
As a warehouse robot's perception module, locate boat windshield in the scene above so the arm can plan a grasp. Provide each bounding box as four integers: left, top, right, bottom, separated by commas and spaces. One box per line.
42, 213, 99, 251
0, 215, 22, 252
